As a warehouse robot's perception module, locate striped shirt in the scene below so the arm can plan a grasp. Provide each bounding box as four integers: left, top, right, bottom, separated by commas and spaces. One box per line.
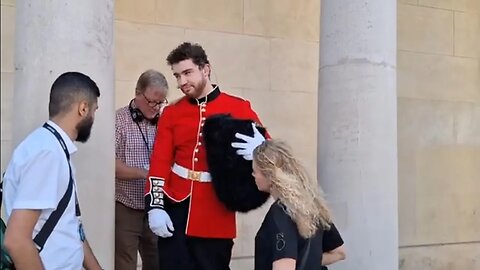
115, 105, 156, 210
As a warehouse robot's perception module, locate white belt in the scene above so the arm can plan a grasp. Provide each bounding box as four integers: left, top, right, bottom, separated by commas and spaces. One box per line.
172, 163, 212, 182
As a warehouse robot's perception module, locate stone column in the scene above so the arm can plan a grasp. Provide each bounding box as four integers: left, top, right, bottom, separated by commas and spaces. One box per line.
317, 1, 398, 269
13, 1, 115, 268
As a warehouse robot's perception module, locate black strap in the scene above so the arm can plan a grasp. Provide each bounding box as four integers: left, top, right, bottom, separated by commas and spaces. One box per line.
273, 202, 312, 270
298, 238, 311, 270
33, 123, 77, 252
0, 173, 4, 209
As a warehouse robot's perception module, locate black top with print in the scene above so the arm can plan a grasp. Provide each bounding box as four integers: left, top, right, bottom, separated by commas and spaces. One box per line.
254, 201, 324, 270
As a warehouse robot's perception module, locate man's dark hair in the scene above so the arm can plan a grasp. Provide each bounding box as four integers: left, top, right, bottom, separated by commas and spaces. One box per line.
49, 72, 100, 118
166, 42, 210, 68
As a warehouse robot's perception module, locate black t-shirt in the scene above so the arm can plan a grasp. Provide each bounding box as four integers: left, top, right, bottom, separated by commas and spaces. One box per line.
322, 223, 344, 252
254, 201, 324, 270
320, 223, 344, 270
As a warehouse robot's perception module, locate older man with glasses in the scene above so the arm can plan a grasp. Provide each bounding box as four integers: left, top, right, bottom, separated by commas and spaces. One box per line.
114, 69, 169, 270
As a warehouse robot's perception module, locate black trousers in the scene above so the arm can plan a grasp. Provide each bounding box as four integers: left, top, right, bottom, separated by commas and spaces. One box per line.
157, 199, 233, 270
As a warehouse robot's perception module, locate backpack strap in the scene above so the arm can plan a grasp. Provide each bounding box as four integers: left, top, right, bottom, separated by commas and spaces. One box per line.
0, 176, 3, 209
33, 123, 75, 252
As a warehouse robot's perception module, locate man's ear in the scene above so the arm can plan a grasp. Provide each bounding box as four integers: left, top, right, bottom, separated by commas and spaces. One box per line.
202, 64, 211, 78
77, 100, 90, 117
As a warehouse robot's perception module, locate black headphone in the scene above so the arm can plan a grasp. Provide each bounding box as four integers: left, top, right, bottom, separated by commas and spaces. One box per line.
128, 99, 159, 125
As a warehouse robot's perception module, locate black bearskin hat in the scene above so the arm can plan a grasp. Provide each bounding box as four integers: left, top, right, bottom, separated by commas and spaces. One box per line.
203, 114, 270, 212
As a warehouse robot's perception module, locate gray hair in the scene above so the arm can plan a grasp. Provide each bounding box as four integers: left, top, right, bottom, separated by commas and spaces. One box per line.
135, 69, 168, 94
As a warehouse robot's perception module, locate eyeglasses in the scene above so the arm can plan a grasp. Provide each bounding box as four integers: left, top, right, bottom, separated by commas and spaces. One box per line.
142, 93, 168, 107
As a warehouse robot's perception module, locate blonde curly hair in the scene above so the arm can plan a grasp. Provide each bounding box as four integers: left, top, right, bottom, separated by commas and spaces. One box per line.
253, 139, 332, 238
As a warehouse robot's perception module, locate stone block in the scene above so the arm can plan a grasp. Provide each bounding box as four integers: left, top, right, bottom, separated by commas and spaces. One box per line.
415, 146, 480, 244
244, 0, 320, 41
398, 51, 480, 103
398, 98, 480, 246
270, 39, 319, 93
400, 243, 480, 270
115, 80, 135, 109
418, 0, 480, 12
454, 12, 480, 58
398, 5, 454, 55
155, 0, 243, 33
115, 0, 156, 23
115, 20, 185, 81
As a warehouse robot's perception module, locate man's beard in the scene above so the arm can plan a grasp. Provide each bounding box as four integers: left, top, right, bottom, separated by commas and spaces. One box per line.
187, 77, 208, 99
75, 115, 94, 143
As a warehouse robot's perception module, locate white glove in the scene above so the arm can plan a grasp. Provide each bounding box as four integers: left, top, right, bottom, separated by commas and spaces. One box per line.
231, 123, 266, 160
148, 209, 174, 238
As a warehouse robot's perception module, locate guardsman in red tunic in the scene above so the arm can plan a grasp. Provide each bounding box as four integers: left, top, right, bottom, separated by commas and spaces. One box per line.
144, 42, 266, 270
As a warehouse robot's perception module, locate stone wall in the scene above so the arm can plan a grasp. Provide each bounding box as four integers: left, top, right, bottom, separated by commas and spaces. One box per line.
397, 0, 480, 269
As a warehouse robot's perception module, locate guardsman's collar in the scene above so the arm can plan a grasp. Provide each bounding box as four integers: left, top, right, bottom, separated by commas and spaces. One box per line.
189, 85, 220, 105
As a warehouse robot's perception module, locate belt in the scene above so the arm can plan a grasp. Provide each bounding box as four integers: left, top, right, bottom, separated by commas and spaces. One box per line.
172, 163, 212, 182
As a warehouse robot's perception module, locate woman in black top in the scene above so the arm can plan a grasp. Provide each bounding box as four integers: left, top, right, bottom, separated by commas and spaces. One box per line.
252, 140, 333, 270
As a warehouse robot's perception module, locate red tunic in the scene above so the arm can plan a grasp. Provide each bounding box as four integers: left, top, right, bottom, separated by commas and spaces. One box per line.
145, 87, 263, 239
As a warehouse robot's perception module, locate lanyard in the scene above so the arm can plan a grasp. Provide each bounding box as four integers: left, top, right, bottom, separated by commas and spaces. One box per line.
135, 121, 151, 155
43, 123, 81, 217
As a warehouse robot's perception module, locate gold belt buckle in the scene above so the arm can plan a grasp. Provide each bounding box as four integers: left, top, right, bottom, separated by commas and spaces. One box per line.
187, 170, 201, 181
